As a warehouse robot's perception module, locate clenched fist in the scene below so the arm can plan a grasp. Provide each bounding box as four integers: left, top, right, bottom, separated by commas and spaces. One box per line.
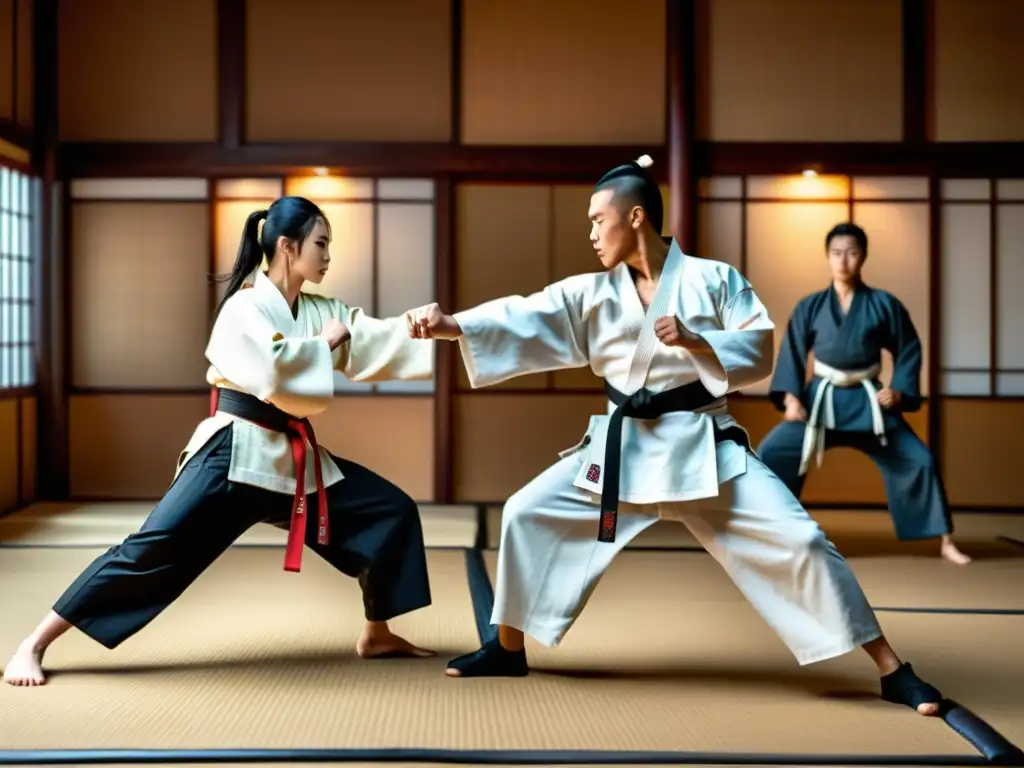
876, 387, 901, 409
320, 318, 351, 350
783, 393, 807, 422
405, 303, 462, 340
654, 315, 701, 349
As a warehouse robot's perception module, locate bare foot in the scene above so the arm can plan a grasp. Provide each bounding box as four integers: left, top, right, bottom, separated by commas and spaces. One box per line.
356, 629, 435, 659
3, 643, 47, 687
941, 538, 972, 566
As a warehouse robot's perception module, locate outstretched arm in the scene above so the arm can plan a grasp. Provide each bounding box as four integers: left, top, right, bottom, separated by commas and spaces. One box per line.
657, 268, 775, 397
406, 278, 591, 389
337, 306, 435, 383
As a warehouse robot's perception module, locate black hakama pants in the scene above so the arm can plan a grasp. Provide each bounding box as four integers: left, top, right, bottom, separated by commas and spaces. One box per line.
52, 426, 432, 649
756, 420, 953, 541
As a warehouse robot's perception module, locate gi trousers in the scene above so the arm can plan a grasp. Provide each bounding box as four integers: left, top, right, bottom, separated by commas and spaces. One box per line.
756, 420, 953, 541
490, 443, 883, 666
53, 426, 432, 649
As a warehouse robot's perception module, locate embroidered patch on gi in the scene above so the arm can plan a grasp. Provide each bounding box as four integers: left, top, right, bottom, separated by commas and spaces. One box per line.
271, 332, 285, 342
586, 463, 601, 482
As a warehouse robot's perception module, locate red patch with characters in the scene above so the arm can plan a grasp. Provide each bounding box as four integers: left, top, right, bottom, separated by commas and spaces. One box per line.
586, 464, 601, 483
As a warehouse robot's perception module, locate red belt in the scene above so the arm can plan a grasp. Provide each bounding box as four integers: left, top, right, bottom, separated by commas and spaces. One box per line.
209, 387, 329, 572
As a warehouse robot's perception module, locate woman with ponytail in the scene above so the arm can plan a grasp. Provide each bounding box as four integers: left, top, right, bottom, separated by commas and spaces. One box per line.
4, 196, 437, 686
218, 207, 271, 305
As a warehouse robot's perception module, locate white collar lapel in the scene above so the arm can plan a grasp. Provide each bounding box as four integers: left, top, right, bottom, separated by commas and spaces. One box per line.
252, 270, 299, 333
623, 239, 685, 392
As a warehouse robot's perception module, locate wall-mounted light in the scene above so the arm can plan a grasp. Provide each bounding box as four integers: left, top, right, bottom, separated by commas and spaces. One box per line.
313, 167, 329, 177
802, 169, 818, 178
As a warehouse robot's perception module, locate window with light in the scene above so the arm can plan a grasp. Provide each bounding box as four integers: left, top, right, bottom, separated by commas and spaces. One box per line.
0, 165, 38, 391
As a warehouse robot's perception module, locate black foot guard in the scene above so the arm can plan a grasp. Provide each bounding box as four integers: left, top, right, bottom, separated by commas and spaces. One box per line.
881, 662, 943, 711
447, 638, 529, 678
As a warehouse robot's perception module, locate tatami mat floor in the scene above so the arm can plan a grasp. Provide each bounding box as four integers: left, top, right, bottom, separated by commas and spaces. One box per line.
482, 549, 1024, 751
0, 503, 1021, 764
0, 501, 481, 549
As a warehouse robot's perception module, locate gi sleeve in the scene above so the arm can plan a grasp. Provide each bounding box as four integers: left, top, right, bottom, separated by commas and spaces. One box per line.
885, 297, 923, 413
767, 298, 813, 411
684, 266, 776, 398
206, 297, 335, 418
453, 276, 591, 388
334, 303, 436, 383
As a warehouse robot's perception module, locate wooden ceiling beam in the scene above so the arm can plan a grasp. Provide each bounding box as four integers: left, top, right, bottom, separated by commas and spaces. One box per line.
57, 140, 1024, 181
57, 142, 672, 182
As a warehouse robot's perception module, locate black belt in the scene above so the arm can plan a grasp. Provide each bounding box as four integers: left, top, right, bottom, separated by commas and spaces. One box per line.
211, 388, 329, 573
214, 388, 296, 431
597, 380, 750, 543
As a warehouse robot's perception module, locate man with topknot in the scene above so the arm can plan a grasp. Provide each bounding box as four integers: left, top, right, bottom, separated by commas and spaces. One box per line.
404, 156, 945, 717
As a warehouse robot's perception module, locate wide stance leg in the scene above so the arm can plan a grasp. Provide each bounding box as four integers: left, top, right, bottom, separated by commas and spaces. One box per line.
446, 453, 659, 677
675, 455, 883, 665
283, 454, 435, 659
51, 430, 254, 649
857, 426, 970, 564
676, 455, 942, 714
4, 428, 260, 685
759, 419, 969, 564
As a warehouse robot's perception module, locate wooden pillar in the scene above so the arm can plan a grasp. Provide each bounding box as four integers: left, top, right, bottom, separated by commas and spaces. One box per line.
209, 0, 247, 328
433, 0, 462, 504
906, 1, 943, 458
902, 0, 931, 143
33, 0, 68, 499
667, 0, 697, 251
434, 177, 455, 504
217, 0, 245, 150
927, 177, 942, 459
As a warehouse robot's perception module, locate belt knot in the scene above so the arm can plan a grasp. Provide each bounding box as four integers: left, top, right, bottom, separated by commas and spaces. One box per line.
626, 387, 657, 419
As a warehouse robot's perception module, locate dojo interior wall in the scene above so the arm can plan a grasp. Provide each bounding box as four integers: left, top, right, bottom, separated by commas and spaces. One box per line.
50, 0, 1024, 145
4, 0, 1022, 512
936, 180, 1024, 507
695, 0, 1024, 143
0, 396, 35, 513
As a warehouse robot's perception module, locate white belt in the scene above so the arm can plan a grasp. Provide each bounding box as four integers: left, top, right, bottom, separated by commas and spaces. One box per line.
799, 360, 886, 476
